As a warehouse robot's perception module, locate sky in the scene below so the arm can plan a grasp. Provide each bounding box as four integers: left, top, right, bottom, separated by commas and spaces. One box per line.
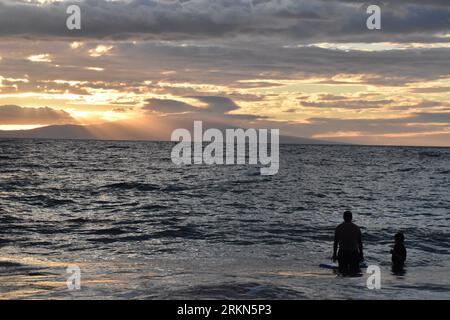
0, 0, 449, 146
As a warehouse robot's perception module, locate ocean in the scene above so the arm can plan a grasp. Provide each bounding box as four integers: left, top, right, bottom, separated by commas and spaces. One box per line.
0, 139, 449, 299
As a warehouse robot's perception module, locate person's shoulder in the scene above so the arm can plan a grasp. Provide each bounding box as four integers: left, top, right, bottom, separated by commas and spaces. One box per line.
336, 222, 345, 229
350, 222, 361, 230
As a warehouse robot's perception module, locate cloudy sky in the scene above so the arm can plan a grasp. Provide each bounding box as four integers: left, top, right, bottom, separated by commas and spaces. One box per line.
0, 0, 449, 145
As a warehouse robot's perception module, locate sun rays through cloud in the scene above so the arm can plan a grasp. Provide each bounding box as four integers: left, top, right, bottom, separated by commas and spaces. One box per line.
0, 0, 449, 145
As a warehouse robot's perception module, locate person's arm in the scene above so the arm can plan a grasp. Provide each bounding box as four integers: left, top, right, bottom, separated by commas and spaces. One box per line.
392, 245, 400, 259
358, 228, 364, 261
401, 246, 407, 262
333, 229, 338, 262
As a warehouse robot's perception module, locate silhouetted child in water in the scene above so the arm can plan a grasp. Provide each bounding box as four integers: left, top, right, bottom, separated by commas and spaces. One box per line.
391, 232, 406, 273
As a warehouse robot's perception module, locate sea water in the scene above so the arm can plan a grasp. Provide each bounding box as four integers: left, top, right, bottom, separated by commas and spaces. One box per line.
0, 139, 448, 299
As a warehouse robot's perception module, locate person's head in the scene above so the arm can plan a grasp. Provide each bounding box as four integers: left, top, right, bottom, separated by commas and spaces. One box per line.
395, 232, 405, 243
343, 210, 352, 222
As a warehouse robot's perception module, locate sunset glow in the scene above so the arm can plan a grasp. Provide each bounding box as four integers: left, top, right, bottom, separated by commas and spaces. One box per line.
0, 0, 449, 145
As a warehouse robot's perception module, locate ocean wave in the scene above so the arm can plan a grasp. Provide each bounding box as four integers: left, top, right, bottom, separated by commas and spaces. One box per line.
1, 140, 449, 299
418, 151, 443, 158
15, 195, 75, 207
154, 225, 204, 240
100, 182, 160, 192
85, 227, 130, 236
135, 204, 169, 211
160, 185, 186, 192
166, 282, 304, 299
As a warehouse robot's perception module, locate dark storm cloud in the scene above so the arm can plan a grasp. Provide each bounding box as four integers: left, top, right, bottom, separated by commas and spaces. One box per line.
0, 37, 448, 98
143, 95, 265, 120
144, 106, 450, 138
308, 112, 450, 126
411, 112, 450, 123
282, 112, 450, 137
89, 41, 449, 87
0, 105, 75, 125
190, 96, 240, 113
0, 0, 448, 41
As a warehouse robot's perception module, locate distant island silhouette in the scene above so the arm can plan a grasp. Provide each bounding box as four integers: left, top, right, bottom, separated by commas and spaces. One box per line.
0, 122, 340, 145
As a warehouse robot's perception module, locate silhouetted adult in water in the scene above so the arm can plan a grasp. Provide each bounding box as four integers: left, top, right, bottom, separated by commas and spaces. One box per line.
332, 211, 364, 276
391, 232, 406, 274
